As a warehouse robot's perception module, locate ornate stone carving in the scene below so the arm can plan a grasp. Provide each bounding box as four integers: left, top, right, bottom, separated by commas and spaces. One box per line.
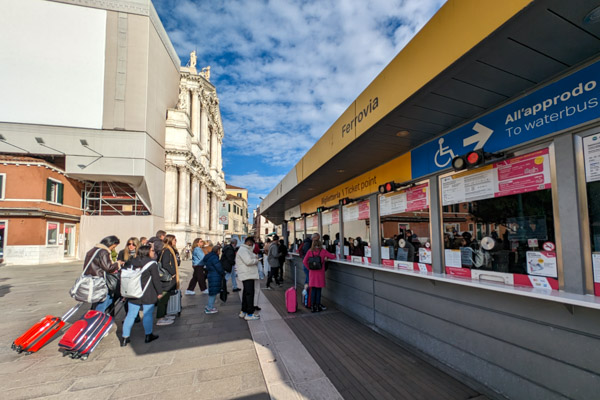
176, 86, 188, 110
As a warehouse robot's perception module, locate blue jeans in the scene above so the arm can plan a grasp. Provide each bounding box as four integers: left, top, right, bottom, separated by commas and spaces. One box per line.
95, 294, 113, 313
303, 265, 309, 285
207, 294, 217, 309
225, 267, 238, 290
122, 303, 155, 337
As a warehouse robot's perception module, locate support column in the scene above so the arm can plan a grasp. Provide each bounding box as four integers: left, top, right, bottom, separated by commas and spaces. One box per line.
200, 102, 209, 153
191, 90, 200, 142
429, 175, 444, 274
200, 182, 208, 230
164, 165, 178, 224
190, 176, 200, 227
368, 193, 381, 264
210, 132, 218, 170
211, 192, 218, 231
217, 138, 223, 171
177, 167, 190, 225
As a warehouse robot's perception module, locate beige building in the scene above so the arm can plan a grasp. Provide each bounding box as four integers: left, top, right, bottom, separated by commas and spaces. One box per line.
164, 56, 226, 246
223, 184, 248, 241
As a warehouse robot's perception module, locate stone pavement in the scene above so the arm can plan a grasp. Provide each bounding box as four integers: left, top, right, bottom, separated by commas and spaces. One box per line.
0, 261, 273, 399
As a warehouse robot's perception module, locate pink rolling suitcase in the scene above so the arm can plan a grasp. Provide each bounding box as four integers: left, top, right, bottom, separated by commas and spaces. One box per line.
285, 263, 297, 313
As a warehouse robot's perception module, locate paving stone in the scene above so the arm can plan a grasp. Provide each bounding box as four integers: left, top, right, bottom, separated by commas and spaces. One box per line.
0, 365, 71, 390
102, 352, 174, 372
64, 359, 111, 378
196, 360, 259, 381
192, 375, 244, 398
275, 340, 327, 383
70, 367, 157, 391
204, 338, 255, 355
155, 353, 222, 376
222, 349, 259, 365
110, 371, 195, 399
268, 382, 303, 400
3, 379, 75, 400
36, 385, 117, 400
0, 358, 40, 375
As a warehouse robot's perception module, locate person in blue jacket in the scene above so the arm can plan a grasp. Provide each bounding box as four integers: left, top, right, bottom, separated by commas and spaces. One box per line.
202, 245, 225, 314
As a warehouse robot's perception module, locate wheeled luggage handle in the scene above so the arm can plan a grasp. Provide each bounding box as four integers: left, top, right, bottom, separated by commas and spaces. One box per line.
61, 302, 83, 322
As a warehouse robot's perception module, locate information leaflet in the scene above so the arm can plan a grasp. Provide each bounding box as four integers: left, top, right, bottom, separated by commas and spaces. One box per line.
583, 134, 600, 183
380, 183, 429, 216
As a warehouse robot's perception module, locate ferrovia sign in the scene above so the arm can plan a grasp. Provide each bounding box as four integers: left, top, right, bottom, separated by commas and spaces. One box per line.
411, 60, 600, 179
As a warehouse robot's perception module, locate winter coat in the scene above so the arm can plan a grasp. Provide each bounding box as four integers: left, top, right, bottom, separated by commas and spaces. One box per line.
159, 245, 179, 291
267, 242, 280, 268
220, 244, 236, 273
236, 244, 259, 281
83, 244, 119, 277
303, 248, 335, 288
203, 252, 225, 296
124, 256, 163, 305
300, 238, 312, 257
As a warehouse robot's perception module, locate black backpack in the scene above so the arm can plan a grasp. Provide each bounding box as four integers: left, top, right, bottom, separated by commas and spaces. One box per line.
308, 251, 322, 270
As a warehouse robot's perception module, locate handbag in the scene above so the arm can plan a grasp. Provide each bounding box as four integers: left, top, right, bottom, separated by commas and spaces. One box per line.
157, 250, 173, 282
70, 249, 108, 303
105, 271, 120, 297
308, 251, 322, 270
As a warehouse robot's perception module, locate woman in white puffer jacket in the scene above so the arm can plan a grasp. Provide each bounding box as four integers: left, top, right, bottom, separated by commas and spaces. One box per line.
235, 237, 260, 320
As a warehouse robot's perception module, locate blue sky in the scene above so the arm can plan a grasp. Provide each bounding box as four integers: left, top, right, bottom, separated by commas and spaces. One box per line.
154, 0, 446, 217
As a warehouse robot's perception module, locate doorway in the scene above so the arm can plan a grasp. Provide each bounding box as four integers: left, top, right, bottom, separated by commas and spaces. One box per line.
64, 224, 76, 257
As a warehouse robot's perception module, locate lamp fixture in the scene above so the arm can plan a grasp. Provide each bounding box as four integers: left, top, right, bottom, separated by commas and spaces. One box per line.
35, 137, 64, 155
0, 135, 29, 153
396, 130, 410, 137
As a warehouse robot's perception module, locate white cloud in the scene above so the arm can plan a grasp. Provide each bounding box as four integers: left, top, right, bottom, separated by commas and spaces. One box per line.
155, 0, 446, 192
227, 172, 287, 193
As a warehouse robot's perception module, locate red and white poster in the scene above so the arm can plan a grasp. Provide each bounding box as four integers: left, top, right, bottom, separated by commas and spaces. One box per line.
380, 183, 429, 216
358, 200, 370, 220
442, 149, 551, 206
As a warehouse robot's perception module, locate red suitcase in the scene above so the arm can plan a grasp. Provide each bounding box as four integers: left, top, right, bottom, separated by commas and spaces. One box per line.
285, 263, 298, 313
12, 303, 82, 354
58, 310, 113, 360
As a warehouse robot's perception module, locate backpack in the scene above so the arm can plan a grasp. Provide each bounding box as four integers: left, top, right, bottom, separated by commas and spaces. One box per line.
308, 251, 322, 270
120, 261, 154, 299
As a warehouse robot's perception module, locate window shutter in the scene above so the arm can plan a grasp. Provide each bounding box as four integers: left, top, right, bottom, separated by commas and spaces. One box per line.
58, 183, 64, 204
46, 179, 52, 201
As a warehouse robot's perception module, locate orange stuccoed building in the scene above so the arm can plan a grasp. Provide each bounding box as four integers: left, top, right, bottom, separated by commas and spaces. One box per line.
0, 155, 83, 264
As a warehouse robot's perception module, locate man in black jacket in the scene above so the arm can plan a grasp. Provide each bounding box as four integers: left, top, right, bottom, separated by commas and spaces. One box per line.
147, 230, 166, 259
221, 239, 240, 292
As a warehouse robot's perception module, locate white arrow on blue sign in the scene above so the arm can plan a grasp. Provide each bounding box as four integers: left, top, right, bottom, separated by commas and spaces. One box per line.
411, 59, 600, 179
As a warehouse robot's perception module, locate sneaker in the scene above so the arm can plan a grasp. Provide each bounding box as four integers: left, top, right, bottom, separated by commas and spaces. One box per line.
232, 288, 241, 292
165, 314, 177, 320
238, 311, 247, 319
319, 304, 327, 311
185, 290, 196, 295
244, 313, 260, 321
201, 289, 209, 294
265, 287, 273, 290
204, 308, 218, 314
156, 317, 175, 326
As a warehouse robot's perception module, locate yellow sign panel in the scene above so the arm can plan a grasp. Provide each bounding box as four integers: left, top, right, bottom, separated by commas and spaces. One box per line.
301, 152, 412, 212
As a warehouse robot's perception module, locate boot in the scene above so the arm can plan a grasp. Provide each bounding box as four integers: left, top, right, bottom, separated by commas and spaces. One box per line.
120, 337, 130, 347
145, 333, 159, 343
311, 305, 317, 313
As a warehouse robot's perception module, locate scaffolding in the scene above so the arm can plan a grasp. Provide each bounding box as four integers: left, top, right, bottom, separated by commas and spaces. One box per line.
83, 182, 150, 216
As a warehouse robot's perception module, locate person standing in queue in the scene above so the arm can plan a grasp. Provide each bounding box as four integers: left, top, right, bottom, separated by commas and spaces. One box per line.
203, 245, 225, 314
236, 237, 260, 320
86, 235, 124, 312
303, 239, 335, 313
156, 234, 179, 326
186, 238, 206, 295
120, 244, 162, 347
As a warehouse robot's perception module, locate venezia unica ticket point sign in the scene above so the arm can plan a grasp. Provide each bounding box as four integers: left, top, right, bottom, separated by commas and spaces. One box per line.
411, 60, 600, 179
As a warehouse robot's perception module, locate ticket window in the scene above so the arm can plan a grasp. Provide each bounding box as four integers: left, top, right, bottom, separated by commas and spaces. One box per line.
342, 200, 371, 258
293, 218, 305, 249
321, 209, 339, 255
441, 149, 558, 284
379, 182, 431, 265
306, 214, 319, 239
287, 221, 295, 251
582, 134, 600, 294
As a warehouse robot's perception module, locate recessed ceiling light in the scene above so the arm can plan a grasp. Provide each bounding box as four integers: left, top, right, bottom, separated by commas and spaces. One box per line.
307, 188, 315, 191
396, 130, 410, 137
336, 169, 345, 173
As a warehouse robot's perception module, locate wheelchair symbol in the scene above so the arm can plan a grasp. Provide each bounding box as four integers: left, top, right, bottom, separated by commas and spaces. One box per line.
434, 138, 456, 168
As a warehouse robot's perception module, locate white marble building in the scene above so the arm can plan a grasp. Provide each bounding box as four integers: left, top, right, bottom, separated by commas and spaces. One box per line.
164, 53, 226, 246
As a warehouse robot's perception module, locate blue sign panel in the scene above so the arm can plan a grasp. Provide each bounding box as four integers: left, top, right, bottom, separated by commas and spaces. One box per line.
411, 60, 600, 179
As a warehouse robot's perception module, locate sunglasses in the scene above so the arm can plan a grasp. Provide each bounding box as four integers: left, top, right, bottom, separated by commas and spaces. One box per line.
127, 242, 135, 246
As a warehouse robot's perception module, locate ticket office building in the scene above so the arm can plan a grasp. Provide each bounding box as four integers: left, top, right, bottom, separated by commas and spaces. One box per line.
262, 1, 600, 398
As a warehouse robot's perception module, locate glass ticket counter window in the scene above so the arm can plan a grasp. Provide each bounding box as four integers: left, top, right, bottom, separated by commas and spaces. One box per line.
321, 209, 339, 255
379, 183, 431, 265
342, 200, 371, 259
441, 149, 558, 285
287, 221, 295, 251
582, 134, 600, 295
293, 218, 304, 250
306, 214, 319, 239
